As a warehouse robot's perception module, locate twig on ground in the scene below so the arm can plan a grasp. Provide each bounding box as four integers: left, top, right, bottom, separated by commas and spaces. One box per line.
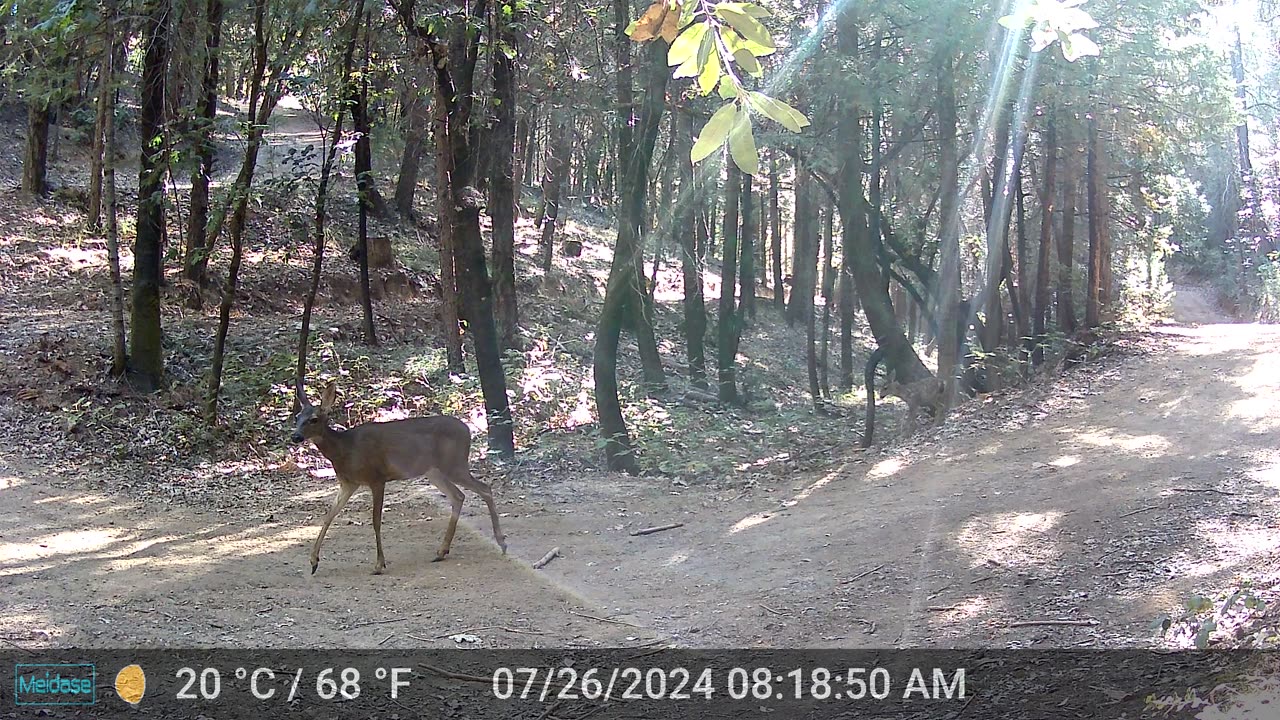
377, 632, 395, 646
927, 606, 960, 612
1120, 505, 1160, 518
1170, 487, 1236, 496
840, 563, 885, 585
567, 609, 643, 628
630, 522, 684, 537
760, 604, 790, 617
1006, 619, 1099, 628
532, 547, 561, 569
433, 626, 494, 639
346, 613, 421, 630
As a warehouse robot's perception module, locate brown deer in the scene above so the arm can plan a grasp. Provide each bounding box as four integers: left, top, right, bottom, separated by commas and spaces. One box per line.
292, 380, 506, 575
880, 372, 946, 437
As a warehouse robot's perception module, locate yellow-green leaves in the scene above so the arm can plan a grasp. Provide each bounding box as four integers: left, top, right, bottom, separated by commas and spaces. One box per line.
999, 0, 1100, 63
692, 102, 738, 164
714, 4, 775, 53
746, 91, 809, 133
637, 0, 807, 175
669, 22, 707, 76
728, 112, 758, 174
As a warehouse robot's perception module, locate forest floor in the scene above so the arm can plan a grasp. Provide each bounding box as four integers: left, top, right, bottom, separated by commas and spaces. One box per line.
1, 104, 1278, 652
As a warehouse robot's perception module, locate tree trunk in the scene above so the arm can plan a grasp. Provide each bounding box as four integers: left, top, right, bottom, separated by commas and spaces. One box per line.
182, 0, 224, 284
88, 55, 111, 227
352, 23, 378, 347
130, 0, 171, 392
677, 112, 707, 389
718, 160, 742, 404
592, 4, 667, 471
934, 50, 962, 405
819, 207, 834, 398
1033, 114, 1056, 365
207, 0, 282, 419
22, 101, 50, 197
1014, 165, 1032, 369
540, 110, 572, 268
739, 169, 756, 320
770, 152, 782, 310
786, 167, 817, 326
394, 81, 430, 217
489, 0, 520, 349
1085, 112, 1109, 330
102, 6, 126, 377
1057, 122, 1078, 337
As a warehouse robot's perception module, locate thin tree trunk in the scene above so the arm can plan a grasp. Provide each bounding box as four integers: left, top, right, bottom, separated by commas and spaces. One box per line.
102, 6, 126, 377
208, 0, 283, 419
739, 169, 756, 320
1033, 114, 1056, 365
819, 207, 834, 398
677, 112, 707, 389
489, 0, 520, 349
539, 110, 572, 269
770, 152, 783, 310
1086, 112, 1109, 329
182, 0, 224, 284
352, 20, 378, 347
718, 160, 742, 404
1057, 123, 1078, 337
88, 57, 110, 227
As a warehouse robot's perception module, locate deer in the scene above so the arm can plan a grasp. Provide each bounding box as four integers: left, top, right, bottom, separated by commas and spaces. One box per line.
880, 371, 946, 438
292, 379, 507, 575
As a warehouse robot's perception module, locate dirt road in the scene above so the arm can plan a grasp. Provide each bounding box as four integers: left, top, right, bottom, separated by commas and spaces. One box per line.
3, 306, 1277, 650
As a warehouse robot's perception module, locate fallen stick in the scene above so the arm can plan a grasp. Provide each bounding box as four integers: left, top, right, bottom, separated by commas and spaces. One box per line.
432, 626, 494, 639
1006, 619, 1099, 628
840, 563, 885, 585
377, 632, 395, 646
1120, 505, 1160, 518
1170, 487, 1236, 496
567, 609, 643, 628
532, 547, 561, 569
630, 522, 684, 537
760, 604, 791, 617
347, 613, 420, 630
927, 606, 960, 612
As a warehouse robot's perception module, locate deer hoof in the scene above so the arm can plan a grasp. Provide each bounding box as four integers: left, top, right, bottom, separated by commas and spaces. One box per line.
432, 554, 447, 563
310, 563, 319, 575
372, 567, 385, 575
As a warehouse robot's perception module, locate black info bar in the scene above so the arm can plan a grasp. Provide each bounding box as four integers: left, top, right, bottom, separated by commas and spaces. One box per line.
3, 649, 1274, 718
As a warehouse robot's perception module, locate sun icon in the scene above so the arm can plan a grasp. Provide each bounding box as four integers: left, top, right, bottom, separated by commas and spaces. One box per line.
115, 664, 146, 705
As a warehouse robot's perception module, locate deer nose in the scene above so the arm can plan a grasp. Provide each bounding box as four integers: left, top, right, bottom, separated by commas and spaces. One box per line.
291, 432, 304, 443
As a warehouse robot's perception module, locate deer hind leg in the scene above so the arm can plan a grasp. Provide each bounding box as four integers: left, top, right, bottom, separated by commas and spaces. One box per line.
452, 471, 507, 554
427, 470, 466, 562
370, 482, 387, 575
311, 481, 357, 575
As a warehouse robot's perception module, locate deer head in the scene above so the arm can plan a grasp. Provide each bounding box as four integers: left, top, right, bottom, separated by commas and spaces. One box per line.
292, 379, 338, 443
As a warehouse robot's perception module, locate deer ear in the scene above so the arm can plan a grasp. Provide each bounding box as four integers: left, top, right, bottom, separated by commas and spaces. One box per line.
320, 381, 338, 412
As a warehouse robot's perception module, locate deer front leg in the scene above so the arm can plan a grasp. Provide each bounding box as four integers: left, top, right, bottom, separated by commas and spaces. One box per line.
370, 482, 387, 575
311, 481, 356, 575
453, 471, 506, 554
431, 475, 466, 562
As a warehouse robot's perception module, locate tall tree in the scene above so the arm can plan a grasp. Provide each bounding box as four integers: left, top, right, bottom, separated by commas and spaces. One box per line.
1032, 113, 1057, 365
718, 161, 742, 403
395, 0, 517, 458
677, 112, 708, 390
489, 0, 521, 349
591, 2, 668, 471
129, 0, 172, 392
182, 0, 225, 285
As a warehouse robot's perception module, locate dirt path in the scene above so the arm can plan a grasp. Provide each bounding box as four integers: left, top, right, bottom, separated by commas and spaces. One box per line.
502, 319, 1280, 648
4, 313, 1277, 650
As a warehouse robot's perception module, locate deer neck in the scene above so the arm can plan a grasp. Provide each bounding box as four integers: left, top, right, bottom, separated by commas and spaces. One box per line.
310, 425, 352, 467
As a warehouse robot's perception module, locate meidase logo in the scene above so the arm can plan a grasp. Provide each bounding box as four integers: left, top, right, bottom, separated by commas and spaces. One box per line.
14, 664, 97, 706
